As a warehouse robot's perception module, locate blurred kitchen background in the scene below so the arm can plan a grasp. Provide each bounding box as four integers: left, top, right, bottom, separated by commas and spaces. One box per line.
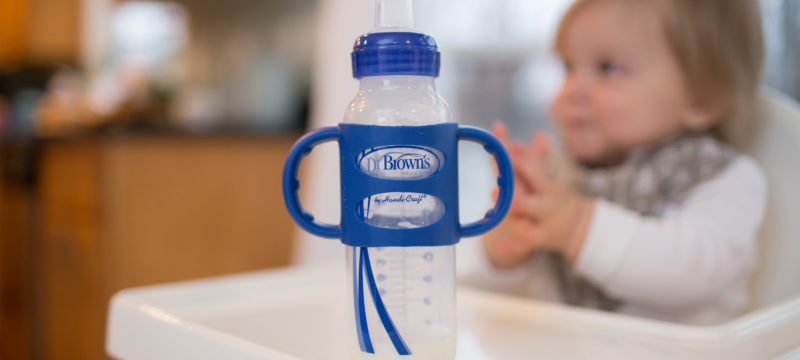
0, 0, 798, 359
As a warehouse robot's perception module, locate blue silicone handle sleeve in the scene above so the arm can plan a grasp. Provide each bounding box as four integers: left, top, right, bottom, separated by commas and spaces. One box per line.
282, 126, 343, 238
457, 126, 515, 237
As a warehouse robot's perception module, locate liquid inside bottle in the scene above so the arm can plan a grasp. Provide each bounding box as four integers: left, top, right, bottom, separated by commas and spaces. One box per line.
345, 75, 456, 359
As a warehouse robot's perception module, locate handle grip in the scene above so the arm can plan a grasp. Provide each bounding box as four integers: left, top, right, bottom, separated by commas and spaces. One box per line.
282, 126, 343, 238
457, 126, 515, 237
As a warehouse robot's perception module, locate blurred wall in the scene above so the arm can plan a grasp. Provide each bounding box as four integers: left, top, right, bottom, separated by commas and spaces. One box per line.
292, 0, 371, 265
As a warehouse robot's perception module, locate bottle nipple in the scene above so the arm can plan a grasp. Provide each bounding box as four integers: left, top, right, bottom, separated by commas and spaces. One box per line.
374, 0, 415, 32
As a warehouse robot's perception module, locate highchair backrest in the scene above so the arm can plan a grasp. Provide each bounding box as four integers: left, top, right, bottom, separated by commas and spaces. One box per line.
747, 88, 800, 309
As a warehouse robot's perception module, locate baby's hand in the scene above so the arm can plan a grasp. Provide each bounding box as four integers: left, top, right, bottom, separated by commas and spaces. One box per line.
510, 132, 595, 262
481, 123, 542, 268
490, 122, 532, 192
481, 209, 544, 268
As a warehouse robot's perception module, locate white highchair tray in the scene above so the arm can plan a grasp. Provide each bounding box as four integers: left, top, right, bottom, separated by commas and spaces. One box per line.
107, 265, 800, 359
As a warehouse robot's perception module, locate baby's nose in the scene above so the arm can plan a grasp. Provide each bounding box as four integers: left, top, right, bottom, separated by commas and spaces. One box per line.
553, 78, 590, 117
560, 75, 590, 103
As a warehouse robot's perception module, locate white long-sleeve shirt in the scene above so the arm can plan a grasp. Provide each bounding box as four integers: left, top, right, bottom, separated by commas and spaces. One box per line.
474, 155, 767, 325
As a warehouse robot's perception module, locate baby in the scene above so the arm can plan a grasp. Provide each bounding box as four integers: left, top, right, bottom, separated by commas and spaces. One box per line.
483, 0, 766, 325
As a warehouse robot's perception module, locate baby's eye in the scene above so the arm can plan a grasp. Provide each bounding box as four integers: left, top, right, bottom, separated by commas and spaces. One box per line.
599, 61, 621, 75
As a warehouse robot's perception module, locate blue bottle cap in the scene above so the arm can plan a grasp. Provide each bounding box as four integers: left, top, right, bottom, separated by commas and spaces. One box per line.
351, 32, 441, 78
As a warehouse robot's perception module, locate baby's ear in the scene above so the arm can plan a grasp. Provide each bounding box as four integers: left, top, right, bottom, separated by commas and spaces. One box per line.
683, 102, 722, 132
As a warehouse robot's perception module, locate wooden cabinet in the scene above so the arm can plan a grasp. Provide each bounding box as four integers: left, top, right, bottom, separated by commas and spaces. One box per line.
0, 0, 81, 67
3, 134, 297, 359
0, 144, 36, 360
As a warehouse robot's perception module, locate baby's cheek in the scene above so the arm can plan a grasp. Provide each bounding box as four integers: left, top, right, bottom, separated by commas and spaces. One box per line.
594, 93, 634, 135
607, 118, 645, 148
609, 113, 681, 149
597, 100, 658, 149
604, 88, 686, 147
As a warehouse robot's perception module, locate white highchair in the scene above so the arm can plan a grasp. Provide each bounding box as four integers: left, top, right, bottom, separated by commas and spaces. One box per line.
105, 90, 800, 360
748, 89, 800, 310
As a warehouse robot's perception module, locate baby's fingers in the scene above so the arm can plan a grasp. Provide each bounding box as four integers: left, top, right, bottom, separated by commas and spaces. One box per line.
491, 122, 513, 176
515, 132, 554, 191
530, 132, 551, 158
513, 155, 548, 192
508, 215, 542, 247
510, 191, 544, 219
492, 121, 509, 145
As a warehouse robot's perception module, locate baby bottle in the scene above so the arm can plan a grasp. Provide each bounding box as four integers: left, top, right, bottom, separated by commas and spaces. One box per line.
282, 0, 514, 358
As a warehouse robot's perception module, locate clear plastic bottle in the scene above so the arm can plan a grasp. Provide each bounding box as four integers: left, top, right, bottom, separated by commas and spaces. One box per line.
344, 2, 457, 358
283, 1, 511, 357
344, 75, 456, 360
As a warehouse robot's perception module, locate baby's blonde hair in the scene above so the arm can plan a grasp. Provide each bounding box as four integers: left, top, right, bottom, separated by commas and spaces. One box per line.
555, 0, 764, 148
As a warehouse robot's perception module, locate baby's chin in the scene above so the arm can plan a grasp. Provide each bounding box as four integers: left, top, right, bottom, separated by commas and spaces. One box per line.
565, 142, 628, 168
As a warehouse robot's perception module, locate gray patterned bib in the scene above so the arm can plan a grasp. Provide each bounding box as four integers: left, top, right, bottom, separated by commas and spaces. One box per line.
546, 132, 736, 310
